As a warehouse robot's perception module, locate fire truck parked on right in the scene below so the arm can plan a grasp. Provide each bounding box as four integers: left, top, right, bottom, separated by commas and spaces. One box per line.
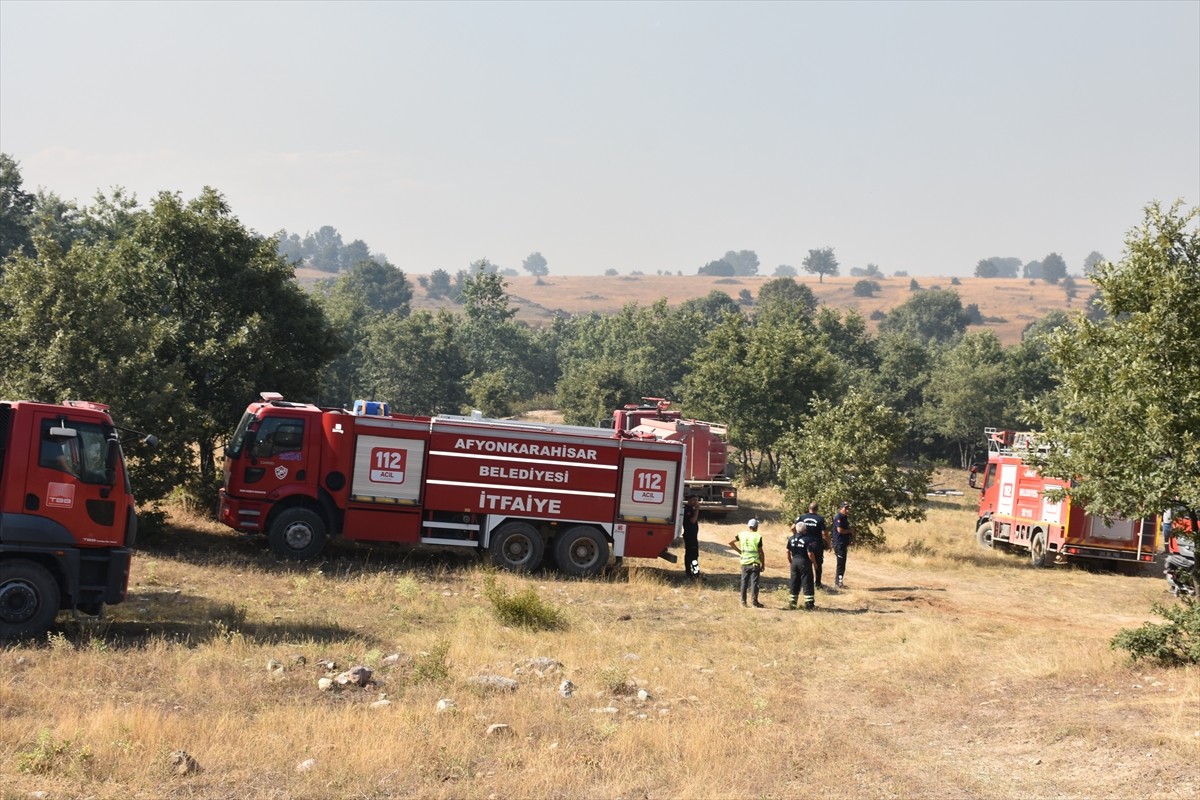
969, 428, 1158, 568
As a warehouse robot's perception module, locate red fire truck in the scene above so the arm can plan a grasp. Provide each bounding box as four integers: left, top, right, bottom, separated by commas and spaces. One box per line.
218, 394, 686, 576
969, 428, 1158, 567
601, 398, 737, 515
1, 399, 152, 638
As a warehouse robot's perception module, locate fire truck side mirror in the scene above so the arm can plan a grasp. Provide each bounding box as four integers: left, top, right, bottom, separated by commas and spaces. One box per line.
968, 465, 978, 489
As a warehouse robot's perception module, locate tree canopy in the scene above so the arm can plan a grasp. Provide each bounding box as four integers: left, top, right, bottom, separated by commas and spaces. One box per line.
1028, 201, 1200, 527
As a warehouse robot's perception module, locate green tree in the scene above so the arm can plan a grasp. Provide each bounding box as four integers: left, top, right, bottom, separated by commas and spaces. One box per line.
0, 187, 340, 496
774, 264, 797, 277
0, 152, 35, 261
556, 357, 636, 426
698, 259, 734, 276
802, 247, 839, 283
777, 389, 931, 546
678, 290, 741, 328
723, 249, 759, 276
365, 310, 469, 415
426, 268, 452, 298
974, 258, 999, 278
922, 332, 1011, 468
853, 279, 880, 297
684, 314, 842, 482
754, 276, 817, 327
113, 189, 340, 482
522, 251, 549, 278
1082, 250, 1106, 276
1041, 252, 1068, 284
1027, 201, 1200, 550
877, 288, 970, 345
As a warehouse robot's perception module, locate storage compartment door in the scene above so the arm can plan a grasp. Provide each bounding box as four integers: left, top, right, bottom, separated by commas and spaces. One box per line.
618, 457, 678, 523
351, 436, 425, 504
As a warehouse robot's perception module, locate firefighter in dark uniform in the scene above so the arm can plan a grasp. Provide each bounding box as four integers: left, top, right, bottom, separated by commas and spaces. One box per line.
795, 501, 829, 589
832, 501, 853, 588
682, 495, 701, 579
787, 503, 824, 609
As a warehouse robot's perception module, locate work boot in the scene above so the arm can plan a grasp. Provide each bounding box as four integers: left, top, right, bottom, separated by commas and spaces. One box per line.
804, 602, 815, 611
788, 596, 797, 610
752, 601, 765, 608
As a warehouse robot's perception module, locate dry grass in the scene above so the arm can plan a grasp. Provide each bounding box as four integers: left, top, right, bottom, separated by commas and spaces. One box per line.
1, 483, 1196, 799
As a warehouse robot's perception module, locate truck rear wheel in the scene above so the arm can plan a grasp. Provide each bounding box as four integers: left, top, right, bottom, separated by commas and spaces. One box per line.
268, 508, 328, 561
554, 526, 609, 578
975, 521, 994, 549
1029, 530, 1049, 568
490, 522, 544, 572
0, 560, 61, 639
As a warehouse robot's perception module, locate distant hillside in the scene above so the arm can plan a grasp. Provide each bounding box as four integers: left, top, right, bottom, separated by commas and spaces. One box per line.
295, 269, 1089, 346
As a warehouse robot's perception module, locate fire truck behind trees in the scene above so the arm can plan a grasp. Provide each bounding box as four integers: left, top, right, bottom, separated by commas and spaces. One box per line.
218, 394, 686, 576
600, 398, 737, 516
969, 428, 1158, 567
1, 399, 153, 638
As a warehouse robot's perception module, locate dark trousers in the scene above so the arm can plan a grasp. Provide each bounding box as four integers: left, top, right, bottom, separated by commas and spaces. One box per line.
833, 539, 849, 584
740, 564, 761, 604
789, 546, 817, 607
683, 527, 700, 577
813, 544, 825, 586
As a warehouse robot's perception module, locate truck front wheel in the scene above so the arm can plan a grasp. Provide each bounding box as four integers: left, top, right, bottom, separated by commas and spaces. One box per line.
268, 508, 328, 561
554, 526, 609, 578
490, 522, 544, 572
975, 521, 994, 549
0, 560, 61, 639
1029, 530, 1049, 568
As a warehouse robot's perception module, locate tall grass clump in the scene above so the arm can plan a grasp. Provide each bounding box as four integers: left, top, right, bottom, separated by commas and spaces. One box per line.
482, 574, 566, 631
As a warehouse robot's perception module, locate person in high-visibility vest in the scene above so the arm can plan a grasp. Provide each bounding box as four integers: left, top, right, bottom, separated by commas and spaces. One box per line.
729, 518, 766, 608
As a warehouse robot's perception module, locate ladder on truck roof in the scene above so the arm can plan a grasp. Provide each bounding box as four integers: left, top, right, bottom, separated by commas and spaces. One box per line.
985, 427, 1049, 457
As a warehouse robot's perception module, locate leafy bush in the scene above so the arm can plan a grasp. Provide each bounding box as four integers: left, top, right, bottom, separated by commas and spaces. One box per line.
1110, 599, 1200, 666
17, 728, 93, 776
853, 279, 880, 297
483, 574, 566, 631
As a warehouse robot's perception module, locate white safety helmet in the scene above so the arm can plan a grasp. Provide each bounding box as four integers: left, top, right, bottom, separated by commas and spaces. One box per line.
747, 518, 759, 530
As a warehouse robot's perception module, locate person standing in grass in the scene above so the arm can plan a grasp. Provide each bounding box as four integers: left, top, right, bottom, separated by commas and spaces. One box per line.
729, 518, 765, 608
682, 495, 701, 580
787, 502, 825, 609
832, 501, 854, 588
795, 501, 830, 590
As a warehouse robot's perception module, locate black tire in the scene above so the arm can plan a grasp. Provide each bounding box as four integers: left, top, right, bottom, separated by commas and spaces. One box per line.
490, 522, 544, 572
0, 560, 61, 639
1029, 530, 1049, 568
268, 508, 328, 561
554, 526, 610, 578
975, 521, 994, 550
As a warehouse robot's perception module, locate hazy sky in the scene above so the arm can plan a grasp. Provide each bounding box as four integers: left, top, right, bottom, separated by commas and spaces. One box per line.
2, 1, 1197, 277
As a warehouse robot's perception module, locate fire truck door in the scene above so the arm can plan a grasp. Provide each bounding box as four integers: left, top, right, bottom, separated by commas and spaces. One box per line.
25, 414, 124, 547
997, 463, 1018, 517
241, 415, 310, 496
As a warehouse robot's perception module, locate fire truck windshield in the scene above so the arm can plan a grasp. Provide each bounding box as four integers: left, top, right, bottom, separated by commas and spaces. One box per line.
39, 420, 112, 484
226, 412, 258, 459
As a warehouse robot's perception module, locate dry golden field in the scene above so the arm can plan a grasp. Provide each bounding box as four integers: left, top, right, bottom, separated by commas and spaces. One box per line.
297, 268, 1088, 347
1, 473, 1195, 800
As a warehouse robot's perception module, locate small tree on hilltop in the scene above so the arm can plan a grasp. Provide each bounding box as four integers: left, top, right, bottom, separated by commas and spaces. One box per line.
777, 390, 931, 546
802, 247, 839, 283
522, 251, 549, 278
